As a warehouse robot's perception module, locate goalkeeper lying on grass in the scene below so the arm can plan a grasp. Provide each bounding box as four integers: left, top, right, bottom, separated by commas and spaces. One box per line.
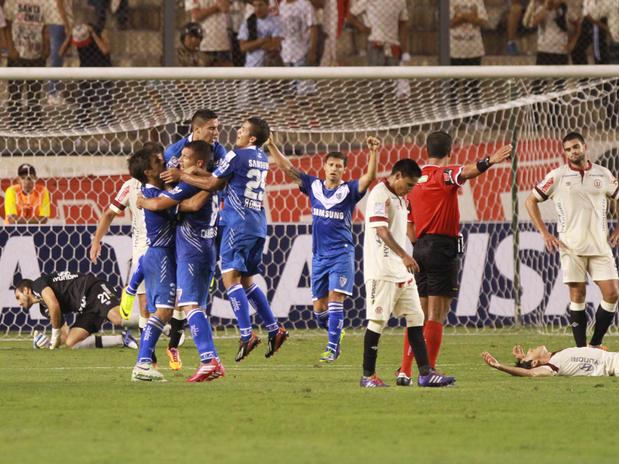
482, 344, 619, 377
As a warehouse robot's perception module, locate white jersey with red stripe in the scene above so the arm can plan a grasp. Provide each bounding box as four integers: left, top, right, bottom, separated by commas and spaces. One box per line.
363, 180, 413, 282
543, 347, 619, 377
533, 162, 619, 256
110, 178, 147, 253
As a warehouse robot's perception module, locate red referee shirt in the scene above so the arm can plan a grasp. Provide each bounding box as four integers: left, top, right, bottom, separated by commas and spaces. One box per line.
408, 164, 465, 238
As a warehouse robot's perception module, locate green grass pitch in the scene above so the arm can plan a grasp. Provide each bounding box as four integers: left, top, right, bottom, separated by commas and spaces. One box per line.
1, 329, 617, 464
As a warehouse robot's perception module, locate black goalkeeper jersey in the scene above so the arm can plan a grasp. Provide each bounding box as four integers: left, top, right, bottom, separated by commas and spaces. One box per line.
31, 272, 102, 317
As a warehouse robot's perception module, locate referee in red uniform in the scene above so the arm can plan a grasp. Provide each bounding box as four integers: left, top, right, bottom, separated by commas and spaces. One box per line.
397, 131, 512, 384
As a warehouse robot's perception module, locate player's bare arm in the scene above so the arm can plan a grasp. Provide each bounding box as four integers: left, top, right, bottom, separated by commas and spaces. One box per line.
481, 352, 553, 377
137, 193, 178, 211
407, 222, 417, 245
461, 144, 512, 180
264, 136, 302, 186
358, 136, 380, 193
90, 208, 119, 263
375, 226, 420, 274
179, 191, 211, 213
41, 287, 63, 349
525, 192, 561, 252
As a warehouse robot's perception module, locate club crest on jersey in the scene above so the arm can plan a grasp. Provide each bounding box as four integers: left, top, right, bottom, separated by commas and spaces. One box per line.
339, 276, 347, 287
594, 179, 602, 189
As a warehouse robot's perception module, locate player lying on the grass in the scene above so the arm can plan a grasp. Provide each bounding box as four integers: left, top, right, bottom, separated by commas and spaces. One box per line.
128, 146, 224, 382
15, 272, 137, 350
265, 135, 379, 363
136, 140, 223, 382
482, 344, 619, 377
161, 117, 288, 362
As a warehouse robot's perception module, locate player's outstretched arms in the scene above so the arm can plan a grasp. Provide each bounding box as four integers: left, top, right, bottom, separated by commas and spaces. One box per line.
264, 136, 302, 186
461, 144, 512, 180
137, 193, 178, 211
359, 136, 380, 193
481, 352, 553, 377
525, 193, 561, 252
90, 208, 119, 263
375, 226, 420, 274
179, 191, 210, 213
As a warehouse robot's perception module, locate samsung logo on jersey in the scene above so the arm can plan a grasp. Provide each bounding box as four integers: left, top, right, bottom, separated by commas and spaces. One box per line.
312, 208, 344, 220
248, 159, 269, 170
244, 198, 263, 211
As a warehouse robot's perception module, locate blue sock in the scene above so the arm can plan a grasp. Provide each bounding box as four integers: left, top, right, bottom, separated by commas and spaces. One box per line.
327, 302, 344, 353
227, 284, 253, 341
127, 257, 144, 296
314, 311, 329, 329
245, 283, 279, 335
186, 308, 217, 362
136, 315, 164, 364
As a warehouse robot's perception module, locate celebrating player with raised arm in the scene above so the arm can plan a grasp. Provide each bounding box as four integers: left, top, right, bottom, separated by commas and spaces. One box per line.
137, 141, 224, 382
361, 159, 455, 388
482, 344, 619, 378
525, 132, 619, 349
15, 272, 137, 350
161, 117, 288, 362
265, 135, 379, 362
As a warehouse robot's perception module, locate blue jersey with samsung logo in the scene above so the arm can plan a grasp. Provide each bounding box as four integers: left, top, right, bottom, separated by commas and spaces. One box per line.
142, 184, 177, 248
213, 146, 268, 239
163, 181, 219, 252
164, 135, 227, 169
299, 173, 364, 257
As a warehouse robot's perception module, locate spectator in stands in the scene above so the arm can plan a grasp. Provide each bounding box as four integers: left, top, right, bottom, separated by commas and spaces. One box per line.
186, 0, 233, 67
505, 0, 530, 54
238, 0, 283, 67
4, 164, 51, 225
4, 0, 51, 128
47, 0, 74, 106
348, 0, 410, 66
0, 5, 8, 51
279, 0, 319, 67
177, 21, 209, 66
523, 0, 580, 65
88, 0, 128, 30
60, 22, 112, 123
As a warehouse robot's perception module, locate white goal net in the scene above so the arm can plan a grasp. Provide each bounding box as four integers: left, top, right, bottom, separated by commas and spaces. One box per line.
1, 67, 618, 335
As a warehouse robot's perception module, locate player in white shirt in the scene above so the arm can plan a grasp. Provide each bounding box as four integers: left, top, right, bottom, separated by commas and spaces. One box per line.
526, 132, 619, 349
482, 344, 619, 377
360, 159, 455, 388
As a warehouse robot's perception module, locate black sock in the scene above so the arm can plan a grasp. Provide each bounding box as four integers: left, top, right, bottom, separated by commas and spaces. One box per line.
140, 327, 157, 364
407, 326, 431, 376
569, 309, 587, 347
362, 329, 381, 377
590, 305, 615, 346
95, 335, 103, 348
168, 317, 185, 349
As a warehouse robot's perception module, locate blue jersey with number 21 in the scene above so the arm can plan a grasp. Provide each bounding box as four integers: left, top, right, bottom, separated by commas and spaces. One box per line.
213, 146, 268, 239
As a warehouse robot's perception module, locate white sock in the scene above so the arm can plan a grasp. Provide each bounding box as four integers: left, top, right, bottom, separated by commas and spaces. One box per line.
73, 335, 123, 349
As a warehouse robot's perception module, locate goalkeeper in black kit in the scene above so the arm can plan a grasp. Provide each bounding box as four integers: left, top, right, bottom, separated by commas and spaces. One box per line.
15, 271, 137, 350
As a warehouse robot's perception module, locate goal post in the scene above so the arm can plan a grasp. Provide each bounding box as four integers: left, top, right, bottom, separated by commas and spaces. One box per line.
1, 66, 618, 335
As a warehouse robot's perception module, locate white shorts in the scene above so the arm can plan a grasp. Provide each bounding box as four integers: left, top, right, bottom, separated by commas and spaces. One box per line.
365, 278, 423, 322
560, 252, 619, 283
132, 243, 148, 295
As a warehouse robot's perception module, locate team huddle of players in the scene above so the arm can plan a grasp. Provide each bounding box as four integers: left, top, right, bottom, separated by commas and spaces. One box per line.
14, 109, 619, 385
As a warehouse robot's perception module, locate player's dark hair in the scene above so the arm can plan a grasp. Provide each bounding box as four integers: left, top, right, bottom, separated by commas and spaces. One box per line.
247, 117, 270, 147
185, 140, 215, 171
515, 359, 534, 369
128, 148, 156, 184
391, 159, 422, 178
325, 151, 348, 167
142, 141, 164, 156
562, 132, 585, 145
191, 109, 218, 129
426, 131, 453, 159
15, 279, 33, 292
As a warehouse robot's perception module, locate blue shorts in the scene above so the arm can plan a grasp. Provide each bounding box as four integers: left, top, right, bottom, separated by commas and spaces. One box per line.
220, 229, 265, 277
143, 247, 176, 313
311, 251, 355, 300
176, 237, 216, 309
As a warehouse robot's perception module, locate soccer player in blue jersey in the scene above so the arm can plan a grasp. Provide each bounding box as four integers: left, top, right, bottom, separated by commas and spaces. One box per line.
162, 117, 288, 362
127, 147, 178, 381
265, 136, 380, 362
137, 140, 224, 382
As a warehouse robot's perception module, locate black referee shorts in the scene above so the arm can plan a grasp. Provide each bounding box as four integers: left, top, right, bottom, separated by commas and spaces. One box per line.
72, 281, 120, 334
413, 234, 460, 298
